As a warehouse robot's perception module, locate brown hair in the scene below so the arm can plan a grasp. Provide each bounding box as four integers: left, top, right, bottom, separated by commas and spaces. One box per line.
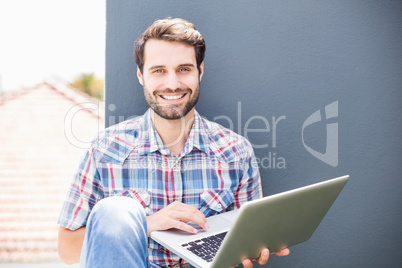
134, 18, 206, 74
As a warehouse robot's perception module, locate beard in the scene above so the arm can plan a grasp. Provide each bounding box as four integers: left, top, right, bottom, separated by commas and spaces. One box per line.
143, 84, 200, 120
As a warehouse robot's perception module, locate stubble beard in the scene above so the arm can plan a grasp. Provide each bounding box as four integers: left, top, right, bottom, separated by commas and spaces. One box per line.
143, 84, 200, 120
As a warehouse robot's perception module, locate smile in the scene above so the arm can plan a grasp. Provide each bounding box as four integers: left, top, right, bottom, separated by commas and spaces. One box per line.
160, 94, 185, 100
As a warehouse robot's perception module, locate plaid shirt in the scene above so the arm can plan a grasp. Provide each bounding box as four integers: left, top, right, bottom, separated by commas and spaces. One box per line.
58, 109, 262, 268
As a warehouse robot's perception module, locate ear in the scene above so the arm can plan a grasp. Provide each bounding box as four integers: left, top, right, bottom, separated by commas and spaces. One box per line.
137, 66, 144, 85
199, 62, 204, 82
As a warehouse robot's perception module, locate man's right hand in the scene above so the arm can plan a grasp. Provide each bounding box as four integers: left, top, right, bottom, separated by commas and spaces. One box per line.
146, 201, 209, 237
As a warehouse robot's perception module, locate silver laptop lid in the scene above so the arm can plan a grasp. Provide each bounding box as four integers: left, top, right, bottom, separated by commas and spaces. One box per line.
211, 175, 349, 268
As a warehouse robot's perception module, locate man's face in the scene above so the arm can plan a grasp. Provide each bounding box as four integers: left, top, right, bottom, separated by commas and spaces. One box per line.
137, 39, 204, 120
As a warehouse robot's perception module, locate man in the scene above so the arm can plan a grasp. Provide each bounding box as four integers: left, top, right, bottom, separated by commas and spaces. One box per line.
58, 18, 289, 268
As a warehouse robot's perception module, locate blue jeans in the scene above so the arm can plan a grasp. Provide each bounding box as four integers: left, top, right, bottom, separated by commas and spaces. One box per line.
80, 196, 149, 268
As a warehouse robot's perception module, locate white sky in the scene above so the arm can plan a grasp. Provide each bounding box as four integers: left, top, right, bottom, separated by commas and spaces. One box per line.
0, 0, 106, 91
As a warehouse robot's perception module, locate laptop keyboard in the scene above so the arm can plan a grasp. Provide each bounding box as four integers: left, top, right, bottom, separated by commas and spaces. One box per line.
181, 231, 227, 263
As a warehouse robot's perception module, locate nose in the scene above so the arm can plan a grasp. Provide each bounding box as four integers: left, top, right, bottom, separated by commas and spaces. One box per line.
164, 72, 181, 89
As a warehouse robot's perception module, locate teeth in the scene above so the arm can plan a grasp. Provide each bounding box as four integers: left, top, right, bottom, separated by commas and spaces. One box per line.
161, 94, 184, 100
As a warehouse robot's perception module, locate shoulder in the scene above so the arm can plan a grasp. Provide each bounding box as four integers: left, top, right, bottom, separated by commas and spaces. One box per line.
89, 114, 145, 163
200, 116, 254, 163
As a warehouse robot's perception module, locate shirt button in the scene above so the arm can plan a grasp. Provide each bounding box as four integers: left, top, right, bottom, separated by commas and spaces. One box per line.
217, 204, 222, 209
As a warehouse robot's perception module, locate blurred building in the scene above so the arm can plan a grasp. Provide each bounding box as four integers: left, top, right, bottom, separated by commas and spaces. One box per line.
0, 80, 104, 262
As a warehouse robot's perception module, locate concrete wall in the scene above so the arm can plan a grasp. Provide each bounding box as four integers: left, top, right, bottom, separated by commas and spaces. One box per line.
106, 1, 402, 267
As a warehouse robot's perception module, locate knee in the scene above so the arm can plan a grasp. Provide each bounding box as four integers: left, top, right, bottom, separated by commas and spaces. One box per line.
89, 196, 146, 228
82, 197, 149, 266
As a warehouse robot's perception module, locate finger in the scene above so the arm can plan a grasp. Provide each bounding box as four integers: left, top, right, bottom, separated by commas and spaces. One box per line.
257, 248, 270, 265
273, 247, 290, 256
242, 258, 254, 268
171, 207, 208, 230
168, 219, 199, 234
175, 202, 206, 219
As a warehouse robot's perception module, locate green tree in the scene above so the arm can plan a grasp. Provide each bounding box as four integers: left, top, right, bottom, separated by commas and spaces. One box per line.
70, 73, 104, 100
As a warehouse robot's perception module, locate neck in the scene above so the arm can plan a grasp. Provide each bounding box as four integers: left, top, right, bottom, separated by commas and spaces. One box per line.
150, 109, 195, 156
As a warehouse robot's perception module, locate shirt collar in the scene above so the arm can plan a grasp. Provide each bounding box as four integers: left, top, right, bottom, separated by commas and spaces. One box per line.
186, 110, 210, 155
137, 109, 164, 155
138, 109, 210, 156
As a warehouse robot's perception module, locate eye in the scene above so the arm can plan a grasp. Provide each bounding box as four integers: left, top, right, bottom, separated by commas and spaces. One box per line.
179, 67, 190, 72
153, 69, 164, 74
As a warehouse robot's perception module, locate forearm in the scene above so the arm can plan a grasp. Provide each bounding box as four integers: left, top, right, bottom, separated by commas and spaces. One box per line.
58, 226, 86, 264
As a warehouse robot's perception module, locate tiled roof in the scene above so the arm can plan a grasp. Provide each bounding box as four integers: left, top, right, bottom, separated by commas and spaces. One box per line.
0, 81, 104, 263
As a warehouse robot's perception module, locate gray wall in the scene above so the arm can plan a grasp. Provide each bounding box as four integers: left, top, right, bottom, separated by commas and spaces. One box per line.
106, 1, 402, 267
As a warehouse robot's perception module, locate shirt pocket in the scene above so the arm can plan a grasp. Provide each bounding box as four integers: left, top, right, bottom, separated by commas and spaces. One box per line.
112, 189, 151, 215
200, 189, 234, 217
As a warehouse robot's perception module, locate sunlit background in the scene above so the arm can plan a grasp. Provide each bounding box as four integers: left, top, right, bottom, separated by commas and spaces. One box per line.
0, 0, 105, 92
0, 1, 105, 267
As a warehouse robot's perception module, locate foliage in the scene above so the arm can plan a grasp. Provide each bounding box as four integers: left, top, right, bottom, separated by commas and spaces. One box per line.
69, 73, 104, 100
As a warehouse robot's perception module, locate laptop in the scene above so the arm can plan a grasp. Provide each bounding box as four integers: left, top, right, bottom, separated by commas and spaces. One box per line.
151, 175, 349, 268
